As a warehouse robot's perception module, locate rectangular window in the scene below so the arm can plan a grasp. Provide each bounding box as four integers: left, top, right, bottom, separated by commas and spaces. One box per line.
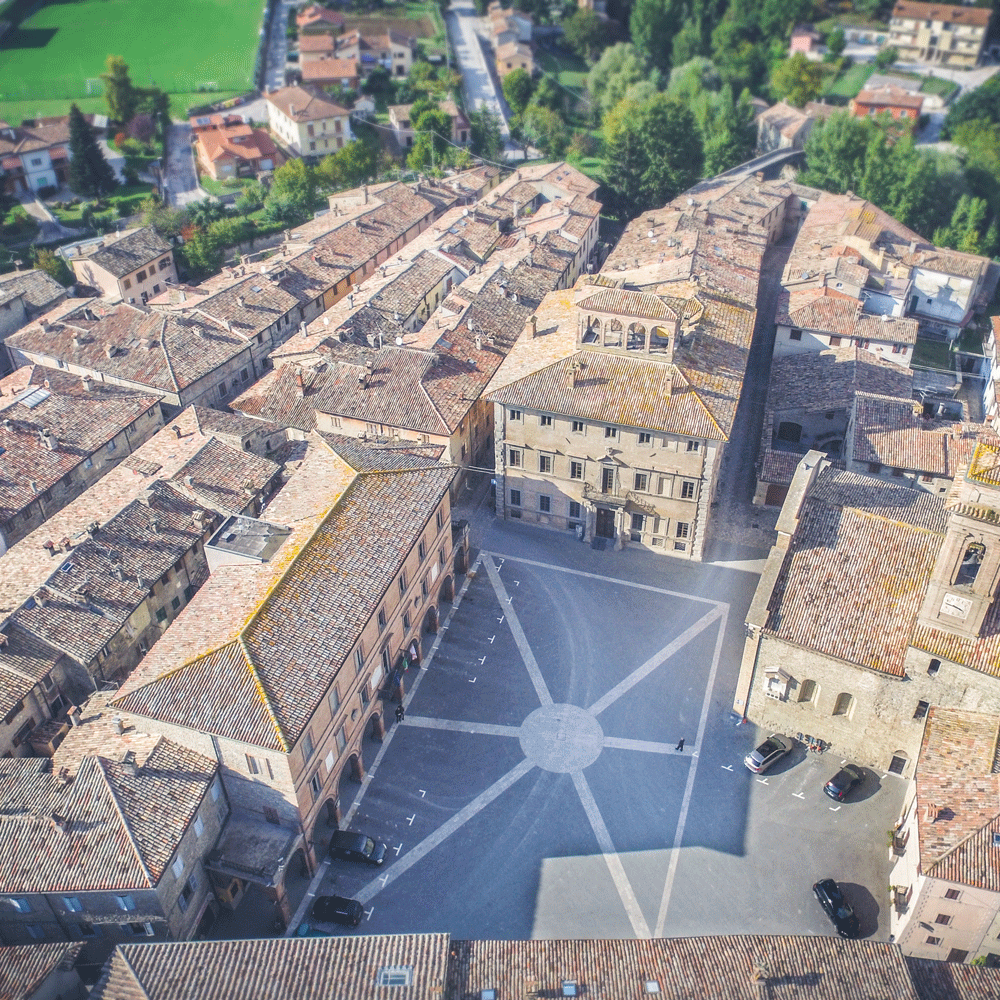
115, 895, 136, 912
63, 896, 82, 912
830, 335, 842, 347
926, 936, 941, 946
510, 489, 521, 507
789, 328, 802, 341
378, 608, 387, 631
570, 461, 583, 480
302, 730, 315, 759
914, 700, 929, 719
171, 596, 180, 611
398, 572, 407, 597
310, 771, 322, 800
84, 456, 93, 469
508, 448, 522, 467
360, 684, 370, 709
604, 426, 617, 439
335, 726, 346, 754
572, 420, 584, 433
354, 647, 364, 674
539, 495, 551, 513
418, 540, 426, 560
539, 454, 552, 474
194, 815, 204, 838
634, 472, 648, 492
107, 439, 116, 452
330, 685, 341, 713
935, 914, 952, 926
540, 414, 552, 427
156, 608, 168, 623
123, 278, 132, 290
26, 924, 44, 940
638, 432, 652, 445
136, 270, 147, 282
381, 646, 391, 674
159, 257, 170, 271
436, 510, 444, 530
78, 921, 97, 938
676, 522, 690, 539
9, 898, 30, 913
944, 888, 961, 901
403, 610, 411, 630
245, 754, 260, 775
508, 409, 522, 421
172, 856, 185, 880
377, 967, 414, 987
421, 578, 428, 599
569, 501, 582, 520
686, 440, 700, 452
681, 480, 695, 499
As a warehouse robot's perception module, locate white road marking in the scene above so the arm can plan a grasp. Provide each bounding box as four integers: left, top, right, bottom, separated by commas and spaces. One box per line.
721, 764, 733, 771
478, 656, 486, 665
756, 777, 769, 784
793, 792, 805, 799
571, 770, 651, 939
489, 635, 496, 643
469, 676, 477, 683
419, 789, 426, 798
603, 736, 687, 755
404, 716, 520, 738
395, 842, 403, 854
365, 907, 374, 920
355, 759, 536, 904
483, 556, 553, 707
406, 815, 415, 826
497, 616, 505, 624
589, 606, 723, 716
829, 805, 841, 812
653, 603, 728, 938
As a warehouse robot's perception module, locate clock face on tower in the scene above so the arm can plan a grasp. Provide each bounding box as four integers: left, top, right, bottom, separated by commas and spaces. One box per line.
940, 592, 973, 619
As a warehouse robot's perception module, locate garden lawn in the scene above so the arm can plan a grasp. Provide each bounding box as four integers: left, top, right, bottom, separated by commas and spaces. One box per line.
0, 0, 263, 112
536, 49, 590, 90
50, 183, 154, 226
823, 61, 876, 99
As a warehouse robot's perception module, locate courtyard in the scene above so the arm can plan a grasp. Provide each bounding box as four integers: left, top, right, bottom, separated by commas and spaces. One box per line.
293, 520, 907, 942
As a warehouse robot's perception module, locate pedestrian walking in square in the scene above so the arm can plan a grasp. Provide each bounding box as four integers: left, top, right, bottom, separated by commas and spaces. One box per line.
675, 738, 685, 751
395, 704, 405, 724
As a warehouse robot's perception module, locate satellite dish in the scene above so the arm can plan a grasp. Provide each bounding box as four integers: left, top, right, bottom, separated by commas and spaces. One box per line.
395, 336, 403, 346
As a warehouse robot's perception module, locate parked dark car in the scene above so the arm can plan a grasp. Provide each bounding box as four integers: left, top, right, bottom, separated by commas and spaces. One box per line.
330, 830, 387, 866
744, 734, 793, 773
824, 765, 863, 801
311, 894, 363, 927
813, 878, 860, 938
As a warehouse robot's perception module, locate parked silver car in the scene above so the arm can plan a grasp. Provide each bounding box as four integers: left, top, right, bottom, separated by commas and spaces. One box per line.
744, 734, 793, 773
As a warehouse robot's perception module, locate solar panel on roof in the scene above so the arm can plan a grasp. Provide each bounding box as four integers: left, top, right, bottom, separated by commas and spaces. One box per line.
17, 387, 50, 408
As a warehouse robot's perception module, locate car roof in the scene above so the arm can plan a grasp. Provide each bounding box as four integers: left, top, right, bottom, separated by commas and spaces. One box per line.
332, 830, 366, 845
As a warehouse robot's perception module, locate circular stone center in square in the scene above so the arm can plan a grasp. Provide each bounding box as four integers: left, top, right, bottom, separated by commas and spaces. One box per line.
519, 704, 604, 773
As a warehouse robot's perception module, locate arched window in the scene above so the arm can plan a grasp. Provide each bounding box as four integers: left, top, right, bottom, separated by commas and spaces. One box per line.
649, 326, 670, 352
955, 542, 985, 587
798, 679, 817, 705
605, 320, 623, 347
627, 324, 646, 351
582, 318, 598, 344
833, 692, 854, 717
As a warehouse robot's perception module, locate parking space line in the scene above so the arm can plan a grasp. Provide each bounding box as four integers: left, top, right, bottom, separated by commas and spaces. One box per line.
589, 606, 723, 717
653, 603, 729, 938
285, 857, 331, 936
482, 555, 553, 707
571, 770, 651, 939
353, 758, 536, 904
404, 715, 521, 738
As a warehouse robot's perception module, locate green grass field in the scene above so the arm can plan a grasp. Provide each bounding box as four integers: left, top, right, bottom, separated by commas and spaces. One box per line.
823, 61, 876, 99
0, 0, 264, 119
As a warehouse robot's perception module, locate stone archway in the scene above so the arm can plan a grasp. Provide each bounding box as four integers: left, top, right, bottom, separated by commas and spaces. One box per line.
441, 574, 454, 602
369, 711, 385, 742
454, 546, 468, 574
320, 796, 341, 829
627, 323, 646, 351
424, 604, 439, 633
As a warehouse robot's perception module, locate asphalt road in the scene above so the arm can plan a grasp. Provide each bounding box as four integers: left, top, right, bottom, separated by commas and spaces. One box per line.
293, 518, 905, 942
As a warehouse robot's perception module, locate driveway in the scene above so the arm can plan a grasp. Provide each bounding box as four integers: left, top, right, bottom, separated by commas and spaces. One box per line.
264, 0, 296, 92
287, 519, 904, 942
446, 0, 512, 146
163, 121, 204, 207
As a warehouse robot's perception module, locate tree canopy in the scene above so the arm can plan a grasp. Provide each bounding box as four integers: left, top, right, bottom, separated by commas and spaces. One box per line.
563, 9, 606, 62
67, 103, 117, 198
770, 53, 823, 107
587, 44, 656, 116
502, 69, 534, 116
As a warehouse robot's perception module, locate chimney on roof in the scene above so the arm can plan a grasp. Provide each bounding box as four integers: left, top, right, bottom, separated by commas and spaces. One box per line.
113, 564, 125, 582
475, 333, 482, 351
909, 240, 917, 253
49, 813, 71, 835
295, 370, 305, 395
300, 321, 308, 337
30, 479, 39, 493
150, 515, 161, 533
43, 540, 56, 556
223, 319, 232, 333
122, 751, 138, 777
0, 630, 7, 651
104, 343, 116, 358
81, 375, 93, 391
72, 332, 82, 349
2, 417, 12, 431
567, 361, 580, 389
40, 428, 55, 450
179, 289, 187, 303
289, 103, 296, 117
530, 315, 537, 338
363, 184, 368, 204
237, 295, 245, 308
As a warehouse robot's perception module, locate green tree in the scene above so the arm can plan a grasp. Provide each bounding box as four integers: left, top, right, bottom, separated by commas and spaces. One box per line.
316, 139, 377, 191
180, 226, 224, 279
520, 104, 568, 157
604, 93, 703, 218
502, 69, 534, 115
770, 53, 823, 107
262, 190, 309, 226
801, 112, 877, 193
671, 18, 706, 67
235, 183, 266, 217
532, 75, 564, 112
587, 43, 656, 115
187, 197, 230, 229
138, 195, 188, 238
100, 55, 139, 124
269, 157, 317, 214
758, 0, 813, 42
406, 107, 452, 171
827, 28, 846, 57
33, 248, 73, 286
702, 86, 757, 175
630, 0, 684, 75
67, 103, 118, 198
873, 46, 899, 70
563, 8, 605, 61
468, 108, 505, 161
943, 76, 1000, 138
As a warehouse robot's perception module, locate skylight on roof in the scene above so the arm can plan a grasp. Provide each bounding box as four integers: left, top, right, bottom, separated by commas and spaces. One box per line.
18, 387, 50, 409
376, 967, 413, 987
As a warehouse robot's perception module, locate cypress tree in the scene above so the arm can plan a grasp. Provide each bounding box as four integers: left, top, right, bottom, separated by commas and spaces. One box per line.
68, 103, 117, 198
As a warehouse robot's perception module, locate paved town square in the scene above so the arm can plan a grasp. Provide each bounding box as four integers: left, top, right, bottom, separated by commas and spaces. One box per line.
300, 521, 907, 941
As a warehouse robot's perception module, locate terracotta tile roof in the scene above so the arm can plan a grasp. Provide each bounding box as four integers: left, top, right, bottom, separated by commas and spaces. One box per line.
763, 467, 946, 676
169, 435, 279, 511
93, 933, 451, 1000
913, 708, 1000, 891
852, 394, 984, 474
296, 3, 345, 27
0, 625, 63, 726
318, 432, 445, 468
0, 366, 161, 527
83, 228, 171, 279
0, 942, 83, 1000
196, 125, 280, 164
188, 405, 283, 443
301, 58, 359, 83
298, 31, 337, 52
902, 247, 989, 283
369, 251, 460, 320
0, 740, 216, 893
892, 0, 991, 27
855, 85, 925, 111
0, 269, 67, 314
777, 288, 861, 335
907, 957, 1000, 999
577, 287, 682, 321
448, 937, 919, 1000
112, 455, 456, 749
265, 85, 349, 122
229, 364, 321, 432
0, 119, 71, 157
9, 302, 255, 396
854, 313, 919, 346
758, 100, 813, 140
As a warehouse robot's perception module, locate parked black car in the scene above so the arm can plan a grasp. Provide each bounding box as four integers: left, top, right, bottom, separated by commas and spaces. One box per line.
813, 878, 860, 938
824, 765, 863, 801
330, 830, 387, 866
311, 894, 364, 927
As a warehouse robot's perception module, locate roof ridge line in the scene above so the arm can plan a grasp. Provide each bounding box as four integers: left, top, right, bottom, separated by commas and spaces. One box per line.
157, 316, 181, 392
95, 757, 157, 887
238, 634, 290, 752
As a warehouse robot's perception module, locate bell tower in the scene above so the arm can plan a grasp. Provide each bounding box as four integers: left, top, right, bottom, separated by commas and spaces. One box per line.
918, 440, 1000, 638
